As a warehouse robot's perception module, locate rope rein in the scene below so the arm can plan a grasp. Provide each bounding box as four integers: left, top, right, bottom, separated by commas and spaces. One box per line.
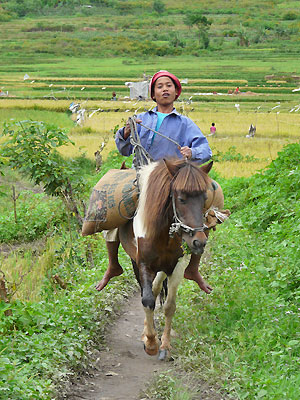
128, 116, 153, 171
137, 120, 181, 149
128, 115, 183, 170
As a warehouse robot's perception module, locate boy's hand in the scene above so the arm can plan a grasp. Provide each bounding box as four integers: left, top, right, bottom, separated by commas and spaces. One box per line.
124, 119, 142, 139
180, 146, 192, 159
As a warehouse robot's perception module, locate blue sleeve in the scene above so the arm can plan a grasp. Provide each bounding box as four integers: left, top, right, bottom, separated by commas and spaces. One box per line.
115, 127, 133, 156
115, 114, 143, 156
184, 118, 212, 164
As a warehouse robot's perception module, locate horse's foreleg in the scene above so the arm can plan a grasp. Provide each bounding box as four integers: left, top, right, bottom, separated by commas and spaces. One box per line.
142, 307, 159, 356
139, 263, 159, 356
159, 258, 186, 361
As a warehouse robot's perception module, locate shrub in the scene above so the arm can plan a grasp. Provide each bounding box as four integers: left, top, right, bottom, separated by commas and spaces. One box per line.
0, 121, 90, 226
283, 11, 298, 21
153, 0, 165, 14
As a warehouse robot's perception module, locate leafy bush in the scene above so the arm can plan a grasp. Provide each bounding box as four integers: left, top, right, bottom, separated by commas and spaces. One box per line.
283, 11, 298, 21
0, 121, 90, 226
0, 7, 14, 21
153, 0, 165, 14
223, 142, 300, 302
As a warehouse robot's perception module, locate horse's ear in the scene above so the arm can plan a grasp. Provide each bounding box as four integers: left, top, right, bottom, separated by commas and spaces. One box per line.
163, 158, 177, 177
200, 160, 213, 174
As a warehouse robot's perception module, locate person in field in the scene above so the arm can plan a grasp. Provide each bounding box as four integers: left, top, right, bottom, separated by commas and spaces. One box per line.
209, 122, 216, 136
96, 70, 213, 293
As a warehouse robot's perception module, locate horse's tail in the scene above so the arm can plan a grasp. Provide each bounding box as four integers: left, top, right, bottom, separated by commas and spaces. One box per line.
159, 278, 168, 306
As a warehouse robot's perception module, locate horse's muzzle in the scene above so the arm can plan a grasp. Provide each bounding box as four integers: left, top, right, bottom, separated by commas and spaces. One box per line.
192, 239, 206, 254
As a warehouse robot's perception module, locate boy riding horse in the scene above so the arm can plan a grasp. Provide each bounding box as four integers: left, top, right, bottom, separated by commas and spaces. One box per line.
96, 70, 213, 294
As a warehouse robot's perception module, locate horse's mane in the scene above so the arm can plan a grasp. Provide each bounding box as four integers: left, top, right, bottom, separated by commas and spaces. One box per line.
142, 158, 210, 240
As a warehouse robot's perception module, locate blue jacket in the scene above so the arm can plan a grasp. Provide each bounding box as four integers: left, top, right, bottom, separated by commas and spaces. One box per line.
115, 107, 212, 164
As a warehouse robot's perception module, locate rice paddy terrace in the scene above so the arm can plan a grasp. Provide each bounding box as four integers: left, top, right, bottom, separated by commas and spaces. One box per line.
1, 73, 299, 104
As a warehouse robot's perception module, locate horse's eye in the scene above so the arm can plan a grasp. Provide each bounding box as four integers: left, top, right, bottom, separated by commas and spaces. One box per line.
178, 197, 186, 204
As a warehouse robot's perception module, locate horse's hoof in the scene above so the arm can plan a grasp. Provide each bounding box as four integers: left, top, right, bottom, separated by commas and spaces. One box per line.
144, 344, 158, 356
158, 348, 169, 361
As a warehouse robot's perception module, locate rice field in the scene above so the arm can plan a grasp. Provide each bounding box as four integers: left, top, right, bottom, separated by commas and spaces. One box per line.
1, 61, 299, 182
1, 96, 299, 179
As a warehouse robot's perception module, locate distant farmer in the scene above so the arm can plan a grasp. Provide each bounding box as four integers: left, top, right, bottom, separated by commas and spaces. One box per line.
209, 122, 216, 136
246, 124, 256, 138
111, 91, 117, 101
96, 70, 213, 294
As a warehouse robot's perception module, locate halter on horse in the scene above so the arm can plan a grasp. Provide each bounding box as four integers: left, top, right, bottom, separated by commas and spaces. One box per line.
119, 157, 213, 360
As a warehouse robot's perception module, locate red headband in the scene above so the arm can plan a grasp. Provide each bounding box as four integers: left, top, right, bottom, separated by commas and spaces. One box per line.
149, 70, 182, 100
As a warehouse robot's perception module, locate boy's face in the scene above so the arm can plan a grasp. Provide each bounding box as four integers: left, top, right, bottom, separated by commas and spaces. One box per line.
153, 76, 178, 106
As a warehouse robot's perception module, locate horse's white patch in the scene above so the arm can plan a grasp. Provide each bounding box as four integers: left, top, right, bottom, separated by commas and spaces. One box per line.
168, 256, 187, 291
133, 162, 158, 239
152, 271, 167, 297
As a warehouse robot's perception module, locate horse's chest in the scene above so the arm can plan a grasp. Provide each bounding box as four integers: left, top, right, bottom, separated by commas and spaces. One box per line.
152, 245, 182, 274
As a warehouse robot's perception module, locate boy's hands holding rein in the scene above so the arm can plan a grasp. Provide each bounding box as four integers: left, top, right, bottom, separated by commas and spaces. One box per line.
180, 146, 192, 159
123, 119, 142, 139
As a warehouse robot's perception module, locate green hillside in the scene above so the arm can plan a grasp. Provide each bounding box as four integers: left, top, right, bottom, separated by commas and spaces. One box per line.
1, 0, 300, 102
1, 0, 299, 68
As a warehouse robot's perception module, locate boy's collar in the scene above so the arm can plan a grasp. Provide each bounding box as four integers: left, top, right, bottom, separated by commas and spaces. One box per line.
151, 106, 179, 115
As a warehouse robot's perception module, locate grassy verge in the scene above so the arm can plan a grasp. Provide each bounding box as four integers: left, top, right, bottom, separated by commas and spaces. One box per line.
0, 150, 138, 399
0, 231, 137, 399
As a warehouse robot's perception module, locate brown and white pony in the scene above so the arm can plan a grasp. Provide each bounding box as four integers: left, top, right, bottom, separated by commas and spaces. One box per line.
119, 158, 212, 360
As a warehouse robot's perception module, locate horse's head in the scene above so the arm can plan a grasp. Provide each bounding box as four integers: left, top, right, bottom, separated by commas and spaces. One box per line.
141, 158, 213, 250
167, 159, 213, 255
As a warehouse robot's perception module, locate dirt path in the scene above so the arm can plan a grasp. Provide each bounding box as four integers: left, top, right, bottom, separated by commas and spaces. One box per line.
65, 281, 227, 400
67, 292, 167, 400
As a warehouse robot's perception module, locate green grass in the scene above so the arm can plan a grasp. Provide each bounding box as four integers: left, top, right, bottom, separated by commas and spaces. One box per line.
0, 231, 138, 399
1, 140, 299, 399
0, 109, 74, 130
168, 143, 300, 399
0, 0, 299, 89
0, 150, 138, 399
173, 225, 299, 399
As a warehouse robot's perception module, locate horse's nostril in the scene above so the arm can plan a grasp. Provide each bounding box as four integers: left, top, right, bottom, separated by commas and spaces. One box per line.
193, 239, 206, 248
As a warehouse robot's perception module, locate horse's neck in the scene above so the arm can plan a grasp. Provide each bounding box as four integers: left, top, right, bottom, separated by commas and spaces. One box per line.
133, 204, 173, 242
